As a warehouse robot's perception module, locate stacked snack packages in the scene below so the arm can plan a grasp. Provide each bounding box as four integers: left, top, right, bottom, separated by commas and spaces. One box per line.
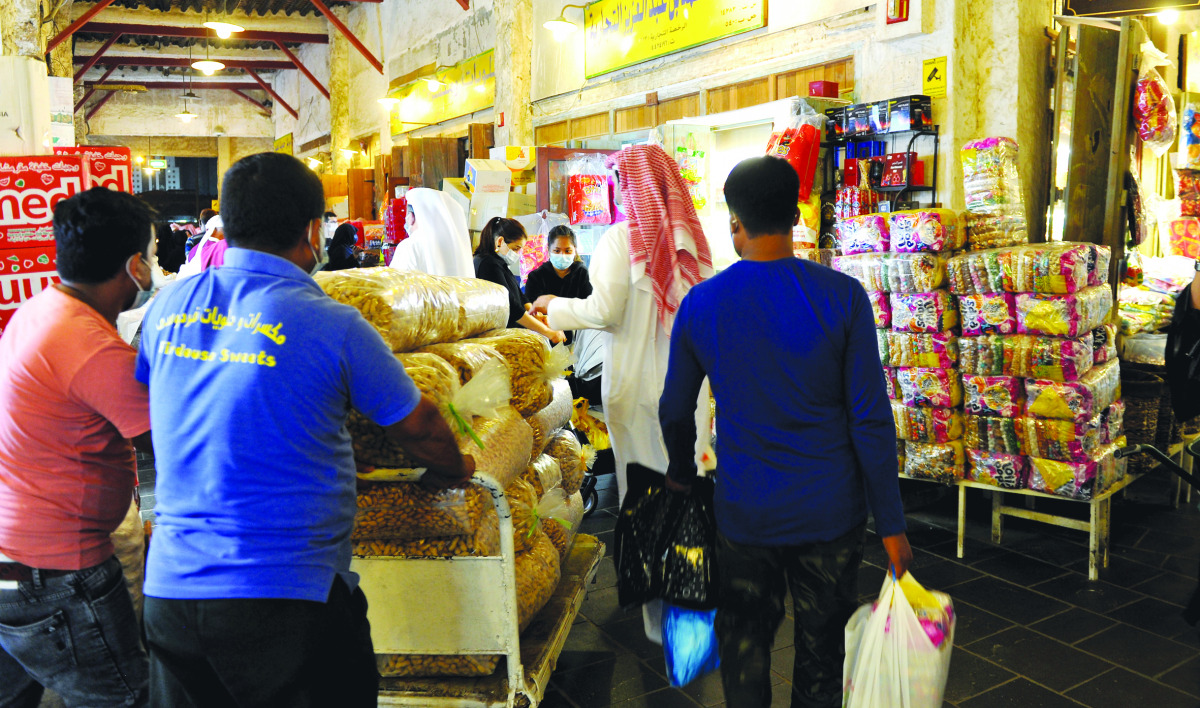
947, 241, 1124, 500
960, 138, 1029, 249
833, 210, 965, 484
316, 268, 585, 679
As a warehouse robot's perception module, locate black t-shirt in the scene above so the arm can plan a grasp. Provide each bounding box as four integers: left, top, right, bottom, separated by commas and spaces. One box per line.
524, 261, 592, 343
1167, 283, 1200, 421
474, 251, 527, 328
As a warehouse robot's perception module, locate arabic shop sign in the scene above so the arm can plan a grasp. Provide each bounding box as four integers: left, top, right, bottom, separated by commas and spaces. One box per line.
584, 0, 766, 79
1062, 0, 1200, 16
387, 50, 496, 136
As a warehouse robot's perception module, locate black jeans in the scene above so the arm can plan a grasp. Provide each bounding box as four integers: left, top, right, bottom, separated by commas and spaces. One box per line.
716, 525, 865, 708
144, 576, 377, 708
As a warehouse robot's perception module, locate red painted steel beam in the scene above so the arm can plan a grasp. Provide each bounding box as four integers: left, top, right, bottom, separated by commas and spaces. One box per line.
47, 0, 116, 53
76, 56, 295, 70
244, 68, 298, 119
308, 0, 383, 74
85, 81, 262, 90
274, 40, 330, 99
73, 32, 121, 82
80, 22, 329, 44
230, 88, 271, 113
75, 65, 117, 111
84, 91, 115, 121
455, 0, 469, 9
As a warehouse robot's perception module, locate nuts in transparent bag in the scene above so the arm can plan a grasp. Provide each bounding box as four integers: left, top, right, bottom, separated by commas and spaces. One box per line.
353, 482, 485, 541
527, 380, 573, 457
507, 477, 539, 554
516, 529, 562, 631
469, 407, 534, 490
349, 354, 463, 469
418, 341, 509, 385
463, 329, 555, 416
904, 441, 965, 483
376, 654, 498, 678
352, 502, 500, 558
545, 429, 585, 495
521, 454, 563, 498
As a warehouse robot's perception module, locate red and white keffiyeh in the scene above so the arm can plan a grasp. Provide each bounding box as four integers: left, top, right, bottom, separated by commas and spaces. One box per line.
606, 144, 713, 331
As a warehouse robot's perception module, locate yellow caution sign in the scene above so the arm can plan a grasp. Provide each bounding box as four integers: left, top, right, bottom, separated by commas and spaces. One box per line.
923, 56, 947, 98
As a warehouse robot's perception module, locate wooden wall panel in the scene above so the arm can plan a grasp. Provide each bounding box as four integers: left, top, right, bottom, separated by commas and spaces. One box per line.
535, 121, 569, 146
570, 111, 611, 140
706, 77, 770, 114
347, 168, 375, 220
776, 58, 855, 100
404, 137, 460, 189
321, 173, 348, 199
615, 104, 654, 134
468, 123, 495, 158
658, 93, 699, 123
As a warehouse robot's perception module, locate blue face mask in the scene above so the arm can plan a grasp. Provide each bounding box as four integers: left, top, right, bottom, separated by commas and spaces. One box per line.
549, 253, 574, 271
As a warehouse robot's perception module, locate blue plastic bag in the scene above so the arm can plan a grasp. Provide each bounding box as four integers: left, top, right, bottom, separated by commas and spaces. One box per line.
663, 604, 720, 687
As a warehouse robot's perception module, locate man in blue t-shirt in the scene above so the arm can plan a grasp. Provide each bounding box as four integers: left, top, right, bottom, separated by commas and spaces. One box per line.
659, 156, 911, 708
137, 153, 474, 706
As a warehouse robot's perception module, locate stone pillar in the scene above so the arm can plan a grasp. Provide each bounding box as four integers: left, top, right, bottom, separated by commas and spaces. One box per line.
329, 6, 352, 174
2, 0, 45, 57
216, 137, 233, 197
493, 0, 533, 146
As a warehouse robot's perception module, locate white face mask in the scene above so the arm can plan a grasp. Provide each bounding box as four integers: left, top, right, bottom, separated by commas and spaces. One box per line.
126, 230, 165, 311
308, 228, 329, 276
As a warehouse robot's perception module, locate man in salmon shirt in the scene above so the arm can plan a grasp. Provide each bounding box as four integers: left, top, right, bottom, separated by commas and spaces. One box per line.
0, 188, 158, 707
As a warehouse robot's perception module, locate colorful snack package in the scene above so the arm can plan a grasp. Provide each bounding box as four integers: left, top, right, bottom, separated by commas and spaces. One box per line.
962, 375, 1023, 417
1028, 446, 1117, 499
896, 367, 963, 408
967, 450, 1029, 489
794, 248, 839, 267
888, 209, 965, 253
958, 293, 1017, 336
960, 137, 1024, 215
958, 333, 1094, 381
1018, 413, 1103, 462
876, 329, 890, 364
1010, 243, 1092, 294
838, 214, 890, 255
890, 290, 959, 333
1100, 401, 1124, 445
567, 174, 612, 225
964, 415, 1022, 455
832, 253, 888, 292
885, 332, 958, 368
966, 213, 1028, 250
904, 441, 966, 483
883, 367, 900, 400
946, 248, 1016, 295
1088, 245, 1112, 287
1092, 323, 1117, 364
893, 403, 964, 443
1015, 286, 1113, 338
868, 291, 892, 329
1024, 359, 1121, 422
885, 253, 950, 293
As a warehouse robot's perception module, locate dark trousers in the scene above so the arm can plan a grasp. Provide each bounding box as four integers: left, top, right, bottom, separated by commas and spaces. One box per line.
144, 577, 377, 708
716, 525, 865, 708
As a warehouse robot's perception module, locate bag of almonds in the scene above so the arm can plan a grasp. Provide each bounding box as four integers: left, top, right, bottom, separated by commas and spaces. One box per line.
353, 482, 486, 541
418, 340, 509, 385
521, 454, 562, 498
353, 499, 500, 558
506, 477, 540, 554
462, 330, 571, 417
527, 379, 574, 457
544, 429, 585, 495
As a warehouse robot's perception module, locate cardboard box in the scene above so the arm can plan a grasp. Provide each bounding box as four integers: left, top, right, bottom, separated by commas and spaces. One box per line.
0, 244, 58, 337
507, 192, 536, 217
468, 192, 509, 231
464, 159, 512, 194
847, 104, 873, 135
442, 178, 471, 216
0, 156, 85, 249
888, 95, 932, 132
870, 100, 891, 133
53, 146, 132, 192
489, 146, 538, 171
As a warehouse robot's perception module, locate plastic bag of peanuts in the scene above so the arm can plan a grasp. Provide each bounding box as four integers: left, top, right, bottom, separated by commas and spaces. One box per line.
507, 477, 540, 554
462, 330, 571, 417
528, 379, 574, 458
376, 654, 498, 679
316, 268, 508, 352
350, 354, 464, 470
418, 340, 509, 385
353, 482, 487, 541
352, 499, 501, 558
521, 454, 563, 498
544, 429, 585, 495
538, 487, 585, 562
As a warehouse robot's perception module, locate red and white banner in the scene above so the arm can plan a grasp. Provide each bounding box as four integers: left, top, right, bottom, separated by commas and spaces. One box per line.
0, 245, 58, 337
53, 146, 132, 193
0, 156, 84, 250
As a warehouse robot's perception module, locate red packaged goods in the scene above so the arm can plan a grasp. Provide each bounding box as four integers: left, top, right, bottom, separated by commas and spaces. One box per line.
0, 245, 58, 336
53, 146, 133, 192
567, 174, 611, 225
1168, 218, 1200, 259
0, 156, 85, 250
1134, 44, 1176, 155
1178, 171, 1200, 217
809, 81, 839, 98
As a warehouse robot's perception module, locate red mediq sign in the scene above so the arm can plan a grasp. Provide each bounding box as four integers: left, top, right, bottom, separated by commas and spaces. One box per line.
54, 146, 133, 193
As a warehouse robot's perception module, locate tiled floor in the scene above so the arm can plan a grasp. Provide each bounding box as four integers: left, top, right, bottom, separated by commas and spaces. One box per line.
543, 472, 1200, 708
133, 454, 1200, 708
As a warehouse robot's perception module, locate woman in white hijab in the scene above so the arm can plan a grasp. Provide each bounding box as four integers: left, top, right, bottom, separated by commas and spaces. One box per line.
388, 188, 474, 278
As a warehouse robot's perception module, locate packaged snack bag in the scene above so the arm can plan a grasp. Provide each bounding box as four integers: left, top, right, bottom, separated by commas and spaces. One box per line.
967, 450, 1029, 489
888, 209, 964, 253
1015, 286, 1113, 338
958, 333, 1094, 381
896, 367, 963, 408
958, 293, 1017, 336
890, 290, 959, 333
838, 214, 890, 255
1024, 359, 1121, 422
962, 375, 1023, 417
904, 441, 966, 483
868, 291, 892, 329
886, 332, 958, 368
893, 403, 963, 443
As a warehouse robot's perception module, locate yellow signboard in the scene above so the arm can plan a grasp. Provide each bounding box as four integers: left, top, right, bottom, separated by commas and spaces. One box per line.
584, 0, 766, 79
274, 133, 293, 155
389, 50, 496, 136
922, 56, 947, 98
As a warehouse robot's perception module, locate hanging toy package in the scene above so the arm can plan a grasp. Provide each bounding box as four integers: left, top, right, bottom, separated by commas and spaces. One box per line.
1134, 41, 1177, 156
566, 153, 613, 226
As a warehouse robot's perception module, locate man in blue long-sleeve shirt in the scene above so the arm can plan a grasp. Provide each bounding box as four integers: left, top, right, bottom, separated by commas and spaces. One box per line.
659, 156, 911, 708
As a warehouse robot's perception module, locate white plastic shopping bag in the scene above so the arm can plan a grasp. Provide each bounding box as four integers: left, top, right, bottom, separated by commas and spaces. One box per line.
843, 572, 955, 708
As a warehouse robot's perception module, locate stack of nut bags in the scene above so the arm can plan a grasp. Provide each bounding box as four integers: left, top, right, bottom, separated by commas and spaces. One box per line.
961, 137, 1029, 249
949, 241, 1124, 499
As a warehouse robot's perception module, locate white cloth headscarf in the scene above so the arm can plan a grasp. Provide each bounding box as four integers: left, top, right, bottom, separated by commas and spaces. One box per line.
388, 188, 473, 278
176, 215, 223, 279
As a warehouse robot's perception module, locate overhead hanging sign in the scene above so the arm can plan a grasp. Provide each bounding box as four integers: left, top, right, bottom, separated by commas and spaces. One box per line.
1062, 0, 1200, 16
388, 50, 496, 136
584, 0, 766, 79
274, 133, 293, 155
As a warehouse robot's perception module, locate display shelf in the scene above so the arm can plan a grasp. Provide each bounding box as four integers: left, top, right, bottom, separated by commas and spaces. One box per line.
356, 469, 604, 708
822, 125, 940, 206
898, 471, 1143, 580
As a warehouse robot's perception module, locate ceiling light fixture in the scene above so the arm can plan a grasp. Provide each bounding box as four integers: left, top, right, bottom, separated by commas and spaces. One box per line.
306, 156, 322, 169
202, 3, 244, 39
1156, 9, 1180, 24
544, 3, 586, 35
192, 36, 224, 75
423, 75, 446, 90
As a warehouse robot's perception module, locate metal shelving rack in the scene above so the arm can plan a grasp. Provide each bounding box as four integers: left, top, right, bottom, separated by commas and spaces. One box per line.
822, 125, 942, 207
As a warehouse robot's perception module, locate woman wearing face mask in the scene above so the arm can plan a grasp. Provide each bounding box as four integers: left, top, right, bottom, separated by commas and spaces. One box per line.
474, 217, 566, 343
523, 225, 592, 345
323, 224, 361, 271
